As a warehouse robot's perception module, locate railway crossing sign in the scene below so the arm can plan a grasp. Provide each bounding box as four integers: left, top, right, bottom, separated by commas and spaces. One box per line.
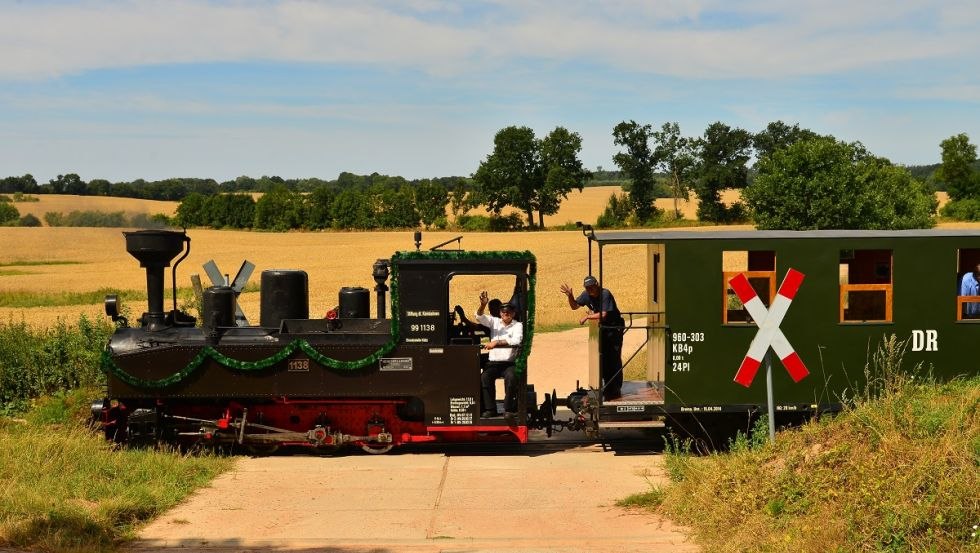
730, 268, 810, 387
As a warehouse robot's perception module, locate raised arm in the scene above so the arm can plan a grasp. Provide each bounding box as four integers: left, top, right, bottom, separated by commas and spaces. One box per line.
559, 283, 581, 310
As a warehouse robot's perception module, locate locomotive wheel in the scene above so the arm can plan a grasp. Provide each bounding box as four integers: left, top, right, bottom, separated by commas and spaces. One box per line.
360, 443, 394, 454
246, 444, 280, 456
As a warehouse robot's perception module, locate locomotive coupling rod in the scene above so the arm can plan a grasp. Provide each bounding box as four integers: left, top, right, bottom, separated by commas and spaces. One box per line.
237, 408, 248, 445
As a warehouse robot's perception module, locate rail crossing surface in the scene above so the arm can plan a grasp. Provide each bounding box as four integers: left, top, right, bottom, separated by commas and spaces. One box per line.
131, 442, 697, 553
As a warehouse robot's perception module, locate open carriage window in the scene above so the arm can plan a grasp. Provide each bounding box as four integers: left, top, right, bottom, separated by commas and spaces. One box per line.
956, 248, 980, 321
840, 249, 892, 323
723, 250, 776, 324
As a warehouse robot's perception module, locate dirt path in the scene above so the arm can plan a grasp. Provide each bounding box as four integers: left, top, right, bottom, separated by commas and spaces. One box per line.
132, 326, 697, 553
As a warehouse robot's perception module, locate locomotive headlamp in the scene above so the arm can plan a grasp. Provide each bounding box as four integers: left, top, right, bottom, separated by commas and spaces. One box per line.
104, 294, 119, 319
104, 294, 127, 325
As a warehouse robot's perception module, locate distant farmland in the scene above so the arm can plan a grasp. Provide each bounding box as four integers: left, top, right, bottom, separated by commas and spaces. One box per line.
10, 195, 179, 226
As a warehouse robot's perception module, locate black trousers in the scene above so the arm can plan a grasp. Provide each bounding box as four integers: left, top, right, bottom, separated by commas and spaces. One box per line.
481, 361, 517, 413
601, 327, 624, 395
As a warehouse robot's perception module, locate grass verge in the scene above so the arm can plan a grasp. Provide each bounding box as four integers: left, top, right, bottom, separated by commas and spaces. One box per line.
0, 389, 233, 552
627, 376, 980, 551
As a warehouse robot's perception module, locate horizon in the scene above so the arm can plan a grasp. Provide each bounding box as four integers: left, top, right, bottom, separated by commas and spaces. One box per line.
1, 1, 977, 184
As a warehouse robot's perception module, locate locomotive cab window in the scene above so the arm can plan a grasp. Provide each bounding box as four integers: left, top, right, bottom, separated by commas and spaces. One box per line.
447, 273, 526, 346
956, 248, 980, 321
723, 250, 776, 324
840, 249, 892, 323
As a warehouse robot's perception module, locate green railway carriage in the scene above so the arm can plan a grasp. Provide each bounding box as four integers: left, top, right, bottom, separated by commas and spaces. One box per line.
584, 229, 980, 433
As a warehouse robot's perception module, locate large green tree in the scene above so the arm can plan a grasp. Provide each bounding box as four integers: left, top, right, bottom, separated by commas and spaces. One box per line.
307, 185, 337, 230
414, 179, 449, 229
253, 186, 306, 231
753, 120, 819, 163
938, 133, 979, 201
651, 122, 695, 218
472, 126, 541, 227
537, 127, 591, 227
694, 122, 753, 222
473, 125, 588, 227
612, 120, 658, 222
743, 137, 936, 230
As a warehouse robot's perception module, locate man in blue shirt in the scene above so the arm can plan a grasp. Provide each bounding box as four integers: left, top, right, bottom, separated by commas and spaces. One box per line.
561, 275, 625, 400
960, 264, 980, 318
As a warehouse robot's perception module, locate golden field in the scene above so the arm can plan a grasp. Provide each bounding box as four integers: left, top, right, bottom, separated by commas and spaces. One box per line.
0, 226, 761, 329
0, 189, 959, 328
467, 185, 733, 225
10, 194, 179, 225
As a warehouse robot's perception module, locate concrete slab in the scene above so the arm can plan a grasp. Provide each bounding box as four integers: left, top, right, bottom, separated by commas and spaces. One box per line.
133, 449, 698, 553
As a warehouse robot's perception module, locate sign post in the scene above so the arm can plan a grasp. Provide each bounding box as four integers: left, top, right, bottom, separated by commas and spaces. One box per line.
765, 351, 775, 442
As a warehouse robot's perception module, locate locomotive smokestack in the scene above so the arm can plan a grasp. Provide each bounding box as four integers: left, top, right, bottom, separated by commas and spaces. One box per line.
123, 230, 188, 331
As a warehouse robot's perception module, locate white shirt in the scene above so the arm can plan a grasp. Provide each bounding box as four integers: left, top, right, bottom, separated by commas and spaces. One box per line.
475, 313, 523, 362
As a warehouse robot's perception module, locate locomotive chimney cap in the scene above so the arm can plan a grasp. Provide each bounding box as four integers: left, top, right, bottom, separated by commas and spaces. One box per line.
123, 229, 187, 268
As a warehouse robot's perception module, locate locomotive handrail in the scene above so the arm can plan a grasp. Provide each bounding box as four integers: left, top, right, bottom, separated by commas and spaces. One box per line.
101, 249, 538, 388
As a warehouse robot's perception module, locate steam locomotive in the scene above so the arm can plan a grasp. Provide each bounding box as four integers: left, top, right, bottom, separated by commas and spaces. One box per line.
95, 227, 980, 453
95, 229, 567, 454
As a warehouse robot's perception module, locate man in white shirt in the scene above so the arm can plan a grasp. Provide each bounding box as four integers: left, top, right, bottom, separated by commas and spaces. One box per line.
475, 291, 523, 418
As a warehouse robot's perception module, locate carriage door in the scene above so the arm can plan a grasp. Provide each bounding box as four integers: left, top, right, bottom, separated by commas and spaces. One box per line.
647, 243, 666, 382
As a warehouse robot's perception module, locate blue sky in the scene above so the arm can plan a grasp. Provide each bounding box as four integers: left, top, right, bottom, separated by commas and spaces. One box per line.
1, 0, 978, 184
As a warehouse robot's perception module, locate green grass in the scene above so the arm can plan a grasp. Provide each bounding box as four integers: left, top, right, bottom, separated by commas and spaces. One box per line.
534, 321, 580, 333
629, 371, 980, 551
0, 261, 83, 267
0, 261, 83, 277
0, 288, 146, 308
0, 389, 233, 552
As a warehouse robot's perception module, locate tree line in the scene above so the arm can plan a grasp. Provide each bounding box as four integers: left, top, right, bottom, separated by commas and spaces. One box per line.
2, 122, 978, 231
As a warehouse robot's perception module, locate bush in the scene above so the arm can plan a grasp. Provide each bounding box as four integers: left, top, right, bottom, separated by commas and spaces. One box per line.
596, 193, 632, 228
0, 315, 113, 413
44, 210, 127, 227
489, 213, 524, 231
458, 214, 491, 231
941, 198, 980, 221
129, 212, 172, 229
18, 213, 41, 227
11, 192, 39, 202
0, 201, 19, 225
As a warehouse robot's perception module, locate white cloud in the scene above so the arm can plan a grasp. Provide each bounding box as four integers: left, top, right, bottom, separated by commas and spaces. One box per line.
0, 0, 977, 81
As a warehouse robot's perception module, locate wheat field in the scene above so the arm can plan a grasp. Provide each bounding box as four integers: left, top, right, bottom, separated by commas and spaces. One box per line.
11, 195, 179, 225
0, 189, 959, 328
0, 225, 766, 329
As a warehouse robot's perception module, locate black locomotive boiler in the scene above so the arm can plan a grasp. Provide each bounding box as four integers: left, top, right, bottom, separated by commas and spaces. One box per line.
95, 229, 559, 454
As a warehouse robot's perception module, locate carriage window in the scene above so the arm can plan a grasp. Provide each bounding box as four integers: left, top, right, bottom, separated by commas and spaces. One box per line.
723, 250, 776, 324
956, 248, 980, 321
840, 249, 892, 323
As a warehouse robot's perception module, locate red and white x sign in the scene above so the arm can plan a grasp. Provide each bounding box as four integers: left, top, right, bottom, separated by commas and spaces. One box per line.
730, 268, 809, 387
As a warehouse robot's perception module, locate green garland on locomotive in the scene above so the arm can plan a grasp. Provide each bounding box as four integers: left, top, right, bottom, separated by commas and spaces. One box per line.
99, 248, 537, 389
